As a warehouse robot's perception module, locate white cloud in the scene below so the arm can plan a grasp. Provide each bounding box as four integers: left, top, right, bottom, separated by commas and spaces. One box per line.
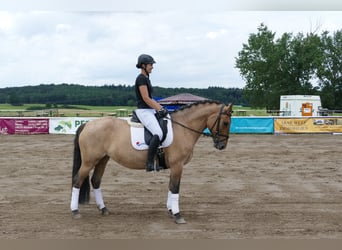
0, 10, 341, 89
206, 32, 219, 40
0, 12, 14, 31
1, 0, 341, 11
55, 23, 72, 33
206, 29, 228, 40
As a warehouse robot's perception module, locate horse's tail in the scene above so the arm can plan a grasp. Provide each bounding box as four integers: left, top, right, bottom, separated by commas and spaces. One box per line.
72, 123, 90, 204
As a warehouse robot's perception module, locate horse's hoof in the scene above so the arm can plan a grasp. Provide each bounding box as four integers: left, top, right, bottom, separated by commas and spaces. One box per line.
72, 210, 82, 219
175, 217, 186, 224
100, 207, 110, 216
173, 212, 187, 224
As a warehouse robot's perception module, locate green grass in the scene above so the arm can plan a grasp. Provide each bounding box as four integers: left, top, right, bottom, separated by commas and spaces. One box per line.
232, 106, 268, 116
69, 105, 135, 112
0, 103, 44, 110
0, 103, 280, 117
0, 104, 136, 117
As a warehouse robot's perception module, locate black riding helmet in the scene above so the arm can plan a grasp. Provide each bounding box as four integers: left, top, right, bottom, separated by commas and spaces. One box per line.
136, 54, 156, 68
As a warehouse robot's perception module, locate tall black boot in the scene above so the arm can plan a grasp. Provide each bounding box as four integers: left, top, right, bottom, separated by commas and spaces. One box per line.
146, 135, 160, 172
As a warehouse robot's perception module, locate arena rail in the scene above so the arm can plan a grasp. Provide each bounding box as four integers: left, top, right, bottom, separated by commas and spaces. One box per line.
1, 116, 342, 135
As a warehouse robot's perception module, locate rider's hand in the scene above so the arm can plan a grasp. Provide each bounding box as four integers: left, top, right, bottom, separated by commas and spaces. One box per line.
157, 107, 169, 118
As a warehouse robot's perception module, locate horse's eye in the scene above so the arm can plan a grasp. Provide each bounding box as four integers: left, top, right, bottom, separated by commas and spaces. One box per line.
223, 122, 228, 126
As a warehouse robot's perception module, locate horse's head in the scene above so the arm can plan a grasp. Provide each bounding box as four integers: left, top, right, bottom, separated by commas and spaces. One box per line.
207, 103, 233, 150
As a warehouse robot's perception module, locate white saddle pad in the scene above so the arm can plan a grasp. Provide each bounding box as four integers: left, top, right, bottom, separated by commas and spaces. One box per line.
129, 117, 173, 150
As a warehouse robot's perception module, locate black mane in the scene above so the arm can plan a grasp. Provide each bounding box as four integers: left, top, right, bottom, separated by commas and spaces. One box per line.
171, 100, 223, 114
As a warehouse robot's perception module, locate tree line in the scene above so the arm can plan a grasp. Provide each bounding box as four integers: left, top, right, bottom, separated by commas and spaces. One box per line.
235, 23, 342, 110
0, 84, 245, 107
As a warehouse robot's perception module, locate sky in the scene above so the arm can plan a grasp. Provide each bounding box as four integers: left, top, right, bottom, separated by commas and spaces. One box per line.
0, 1, 341, 89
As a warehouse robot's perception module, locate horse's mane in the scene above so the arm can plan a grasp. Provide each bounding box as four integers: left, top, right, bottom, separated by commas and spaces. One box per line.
171, 100, 223, 114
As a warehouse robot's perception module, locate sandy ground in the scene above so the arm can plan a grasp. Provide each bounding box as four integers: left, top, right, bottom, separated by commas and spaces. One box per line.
0, 133, 342, 239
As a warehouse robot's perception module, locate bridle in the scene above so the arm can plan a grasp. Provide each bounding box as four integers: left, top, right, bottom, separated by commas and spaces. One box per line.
209, 105, 232, 146
167, 104, 232, 146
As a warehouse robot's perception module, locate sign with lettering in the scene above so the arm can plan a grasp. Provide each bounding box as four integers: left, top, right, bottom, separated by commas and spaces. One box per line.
274, 118, 342, 133
0, 119, 49, 134
49, 117, 97, 134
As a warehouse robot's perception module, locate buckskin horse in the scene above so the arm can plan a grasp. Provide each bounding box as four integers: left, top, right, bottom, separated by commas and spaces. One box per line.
70, 100, 233, 224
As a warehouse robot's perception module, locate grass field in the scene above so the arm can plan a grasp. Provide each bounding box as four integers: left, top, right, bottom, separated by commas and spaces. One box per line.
0, 104, 136, 117
0, 103, 271, 117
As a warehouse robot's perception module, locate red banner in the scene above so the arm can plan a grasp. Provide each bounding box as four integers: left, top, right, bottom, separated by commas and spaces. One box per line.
0, 119, 49, 134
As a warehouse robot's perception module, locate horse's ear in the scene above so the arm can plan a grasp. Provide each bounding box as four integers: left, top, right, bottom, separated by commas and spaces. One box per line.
226, 103, 233, 114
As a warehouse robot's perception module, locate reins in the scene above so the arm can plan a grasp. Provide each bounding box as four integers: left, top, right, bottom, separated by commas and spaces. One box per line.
166, 104, 231, 140
166, 116, 212, 137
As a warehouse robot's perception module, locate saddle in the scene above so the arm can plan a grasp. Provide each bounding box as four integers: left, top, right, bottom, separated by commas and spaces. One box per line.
129, 111, 173, 170
130, 111, 168, 145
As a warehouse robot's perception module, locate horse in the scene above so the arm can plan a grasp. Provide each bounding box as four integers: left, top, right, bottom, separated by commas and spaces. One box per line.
70, 100, 233, 224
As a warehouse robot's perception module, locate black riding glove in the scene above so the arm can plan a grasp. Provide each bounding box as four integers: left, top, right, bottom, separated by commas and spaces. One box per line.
157, 107, 169, 118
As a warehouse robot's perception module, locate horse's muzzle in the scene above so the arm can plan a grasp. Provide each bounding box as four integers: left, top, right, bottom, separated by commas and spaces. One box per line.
215, 141, 227, 150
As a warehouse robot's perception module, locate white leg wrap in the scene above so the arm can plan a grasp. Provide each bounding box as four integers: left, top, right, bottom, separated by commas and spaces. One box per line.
93, 188, 105, 209
171, 193, 180, 215
70, 187, 80, 211
167, 190, 172, 210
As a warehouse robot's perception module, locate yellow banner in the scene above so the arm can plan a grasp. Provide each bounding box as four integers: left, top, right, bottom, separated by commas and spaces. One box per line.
274, 117, 342, 133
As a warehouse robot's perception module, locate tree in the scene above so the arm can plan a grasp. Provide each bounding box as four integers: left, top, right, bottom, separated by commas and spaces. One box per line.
0, 84, 245, 106
235, 23, 277, 108
317, 30, 342, 109
285, 33, 322, 95
8, 92, 22, 106
236, 24, 322, 109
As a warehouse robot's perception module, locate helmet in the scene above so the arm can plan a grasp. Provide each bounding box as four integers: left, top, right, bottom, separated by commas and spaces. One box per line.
136, 54, 156, 68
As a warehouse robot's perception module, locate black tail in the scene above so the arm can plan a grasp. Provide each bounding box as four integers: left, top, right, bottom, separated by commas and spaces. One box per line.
72, 123, 90, 204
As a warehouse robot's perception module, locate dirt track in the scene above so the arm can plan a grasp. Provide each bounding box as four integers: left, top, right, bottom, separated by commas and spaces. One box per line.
0, 134, 342, 239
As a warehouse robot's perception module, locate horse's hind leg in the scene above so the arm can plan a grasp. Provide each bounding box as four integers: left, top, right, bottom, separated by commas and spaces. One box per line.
91, 156, 110, 215
70, 163, 93, 218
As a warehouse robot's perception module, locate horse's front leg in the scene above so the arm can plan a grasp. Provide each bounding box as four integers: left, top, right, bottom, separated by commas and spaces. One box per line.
167, 166, 186, 224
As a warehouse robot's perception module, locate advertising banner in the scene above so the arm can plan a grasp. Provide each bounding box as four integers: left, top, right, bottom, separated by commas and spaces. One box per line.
230, 117, 274, 134
49, 117, 97, 134
0, 118, 49, 134
274, 117, 342, 133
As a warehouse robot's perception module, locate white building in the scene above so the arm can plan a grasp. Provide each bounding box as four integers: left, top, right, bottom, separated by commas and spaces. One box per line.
280, 95, 322, 117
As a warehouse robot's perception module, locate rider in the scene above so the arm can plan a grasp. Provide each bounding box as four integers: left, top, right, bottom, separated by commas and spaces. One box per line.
134, 54, 169, 172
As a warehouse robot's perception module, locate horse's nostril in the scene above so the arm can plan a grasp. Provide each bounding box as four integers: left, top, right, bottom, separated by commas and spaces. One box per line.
215, 143, 225, 150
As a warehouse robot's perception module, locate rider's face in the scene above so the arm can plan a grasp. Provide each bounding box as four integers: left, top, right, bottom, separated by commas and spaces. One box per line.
145, 63, 153, 74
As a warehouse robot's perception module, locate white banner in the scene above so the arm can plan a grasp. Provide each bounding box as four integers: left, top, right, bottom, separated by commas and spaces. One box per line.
49, 117, 97, 134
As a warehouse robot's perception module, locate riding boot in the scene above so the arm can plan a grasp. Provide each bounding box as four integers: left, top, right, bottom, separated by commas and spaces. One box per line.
146, 135, 160, 172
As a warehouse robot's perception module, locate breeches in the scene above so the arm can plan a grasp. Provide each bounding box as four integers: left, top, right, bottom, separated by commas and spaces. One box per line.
135, 109, 163, 141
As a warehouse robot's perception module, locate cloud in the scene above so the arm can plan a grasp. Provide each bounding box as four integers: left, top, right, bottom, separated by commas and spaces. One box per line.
2, 0, 342, 11
0, 10, 341, 89
0, 12, 14, 31
206, 29, 227, 40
